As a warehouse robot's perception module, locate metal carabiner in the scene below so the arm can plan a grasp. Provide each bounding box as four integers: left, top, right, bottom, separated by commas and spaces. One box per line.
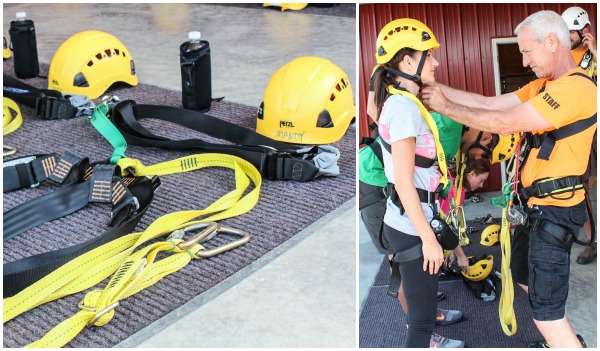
169, 222, 219, 250
195, 225, 250, 258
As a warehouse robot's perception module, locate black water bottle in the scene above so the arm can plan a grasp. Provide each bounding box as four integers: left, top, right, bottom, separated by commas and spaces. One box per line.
9, 11, 39, 78
180, 31, 212, 112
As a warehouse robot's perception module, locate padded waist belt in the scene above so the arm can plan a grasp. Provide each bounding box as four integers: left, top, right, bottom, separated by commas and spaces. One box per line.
109, 100, 338, 181
386, 182, 432, 214
518, 175, 584, 202
387, 243, 423, 298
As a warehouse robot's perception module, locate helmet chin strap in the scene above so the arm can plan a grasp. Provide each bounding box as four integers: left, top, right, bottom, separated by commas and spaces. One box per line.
467, 131, 493, 158
383, 50, 429, 88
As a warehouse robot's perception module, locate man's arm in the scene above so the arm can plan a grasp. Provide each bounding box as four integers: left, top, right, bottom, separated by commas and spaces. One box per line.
421, 85, 552, 134
429, 82, 523, 111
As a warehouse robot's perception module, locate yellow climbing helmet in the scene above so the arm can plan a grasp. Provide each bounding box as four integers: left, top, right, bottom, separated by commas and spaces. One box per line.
491, 133, 518, 164
480, 224, 501, 246
3, 34, 11, 59
375, 18, 440, 65
263, 3, 308, 11
257, 56, 355, 145
462, 255, 494, 281
48, 30, 138, 99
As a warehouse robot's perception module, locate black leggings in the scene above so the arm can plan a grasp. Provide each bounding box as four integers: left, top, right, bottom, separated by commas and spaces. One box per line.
384, 223, 439, 348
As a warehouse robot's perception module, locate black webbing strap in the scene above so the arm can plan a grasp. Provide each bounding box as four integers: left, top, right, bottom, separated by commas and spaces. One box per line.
3, 165, 138, 242
380, 138, 436, 168
533, 219, 576, 251
388, 243, 424, 298
3, 151, 91, 192
110, 100, 326, 181
3, 175, 160, 298
386, 182, 432, 215
518, 175, 584, 203
3, 74, 79, 120
533, 72, 597, 160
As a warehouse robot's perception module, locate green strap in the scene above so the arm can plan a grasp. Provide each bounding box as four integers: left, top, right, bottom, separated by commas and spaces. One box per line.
387, 85, 451, 194
90, 104, 127, 164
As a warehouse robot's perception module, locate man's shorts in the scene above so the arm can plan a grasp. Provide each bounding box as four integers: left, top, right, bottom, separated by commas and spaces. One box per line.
526, 201, 587, 321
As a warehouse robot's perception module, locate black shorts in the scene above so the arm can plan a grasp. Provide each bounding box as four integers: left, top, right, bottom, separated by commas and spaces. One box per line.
521, 201, 587, 321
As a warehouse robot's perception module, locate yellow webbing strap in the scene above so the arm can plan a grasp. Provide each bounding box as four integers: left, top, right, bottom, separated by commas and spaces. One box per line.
3, 97, 22, 135
498, 150, 519, 336
4, 154, 261, 347
387, 86, 450, 192
498, 203, 517, 335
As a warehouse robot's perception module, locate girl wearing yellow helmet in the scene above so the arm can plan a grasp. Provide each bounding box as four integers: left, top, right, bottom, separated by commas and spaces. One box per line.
372, 19, 465, 348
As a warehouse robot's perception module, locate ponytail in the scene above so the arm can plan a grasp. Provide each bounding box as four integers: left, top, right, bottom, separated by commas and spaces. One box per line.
373, 47, 418, 117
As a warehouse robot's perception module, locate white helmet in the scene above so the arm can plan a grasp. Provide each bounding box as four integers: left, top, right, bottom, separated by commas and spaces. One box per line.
562, 6, 591, 31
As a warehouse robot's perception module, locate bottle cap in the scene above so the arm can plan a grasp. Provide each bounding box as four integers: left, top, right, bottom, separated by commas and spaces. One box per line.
188, 31, 201, 41
16, 12, 26, 20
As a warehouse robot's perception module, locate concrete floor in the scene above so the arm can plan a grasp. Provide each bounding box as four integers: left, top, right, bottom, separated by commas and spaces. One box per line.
360, 190, 598, 348
3, 3, 357, 348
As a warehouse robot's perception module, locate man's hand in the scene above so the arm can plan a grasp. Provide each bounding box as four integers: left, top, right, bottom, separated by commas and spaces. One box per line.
583, 32, 597, 56
421, 85, 450, 115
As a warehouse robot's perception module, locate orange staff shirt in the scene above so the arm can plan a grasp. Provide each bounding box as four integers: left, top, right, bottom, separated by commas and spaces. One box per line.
513, 67, 597, 207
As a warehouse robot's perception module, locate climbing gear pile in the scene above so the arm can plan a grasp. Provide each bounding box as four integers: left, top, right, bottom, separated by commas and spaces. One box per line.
94, 99, 341, 181
461, 255, 499, 302
48, 30, 138, 99
4, 152, 262, 347
257, 56, 356, 145
3, 154, 160, 298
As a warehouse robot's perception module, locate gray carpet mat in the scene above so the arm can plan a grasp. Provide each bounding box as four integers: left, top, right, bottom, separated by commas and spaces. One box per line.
3, 61, 356, 348
360, 220, 545, 348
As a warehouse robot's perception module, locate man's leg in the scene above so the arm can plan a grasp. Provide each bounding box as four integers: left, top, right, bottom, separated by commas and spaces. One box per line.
534, 317, 582, 348
527, 204, 587, 349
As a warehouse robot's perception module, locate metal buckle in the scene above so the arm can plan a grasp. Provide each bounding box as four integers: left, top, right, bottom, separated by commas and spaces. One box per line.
35, 94, 54, 119
78, 298, 120, 327
169, 222, 219, 250
169, 222, 250, 257
195, 226, 250, 258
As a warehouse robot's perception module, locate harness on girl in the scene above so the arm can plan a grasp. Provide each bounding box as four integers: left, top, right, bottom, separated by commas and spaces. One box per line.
378, 86, 459, 298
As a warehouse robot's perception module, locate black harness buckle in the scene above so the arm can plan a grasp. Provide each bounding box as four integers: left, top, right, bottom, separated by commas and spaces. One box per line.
35, 95, 76, 120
